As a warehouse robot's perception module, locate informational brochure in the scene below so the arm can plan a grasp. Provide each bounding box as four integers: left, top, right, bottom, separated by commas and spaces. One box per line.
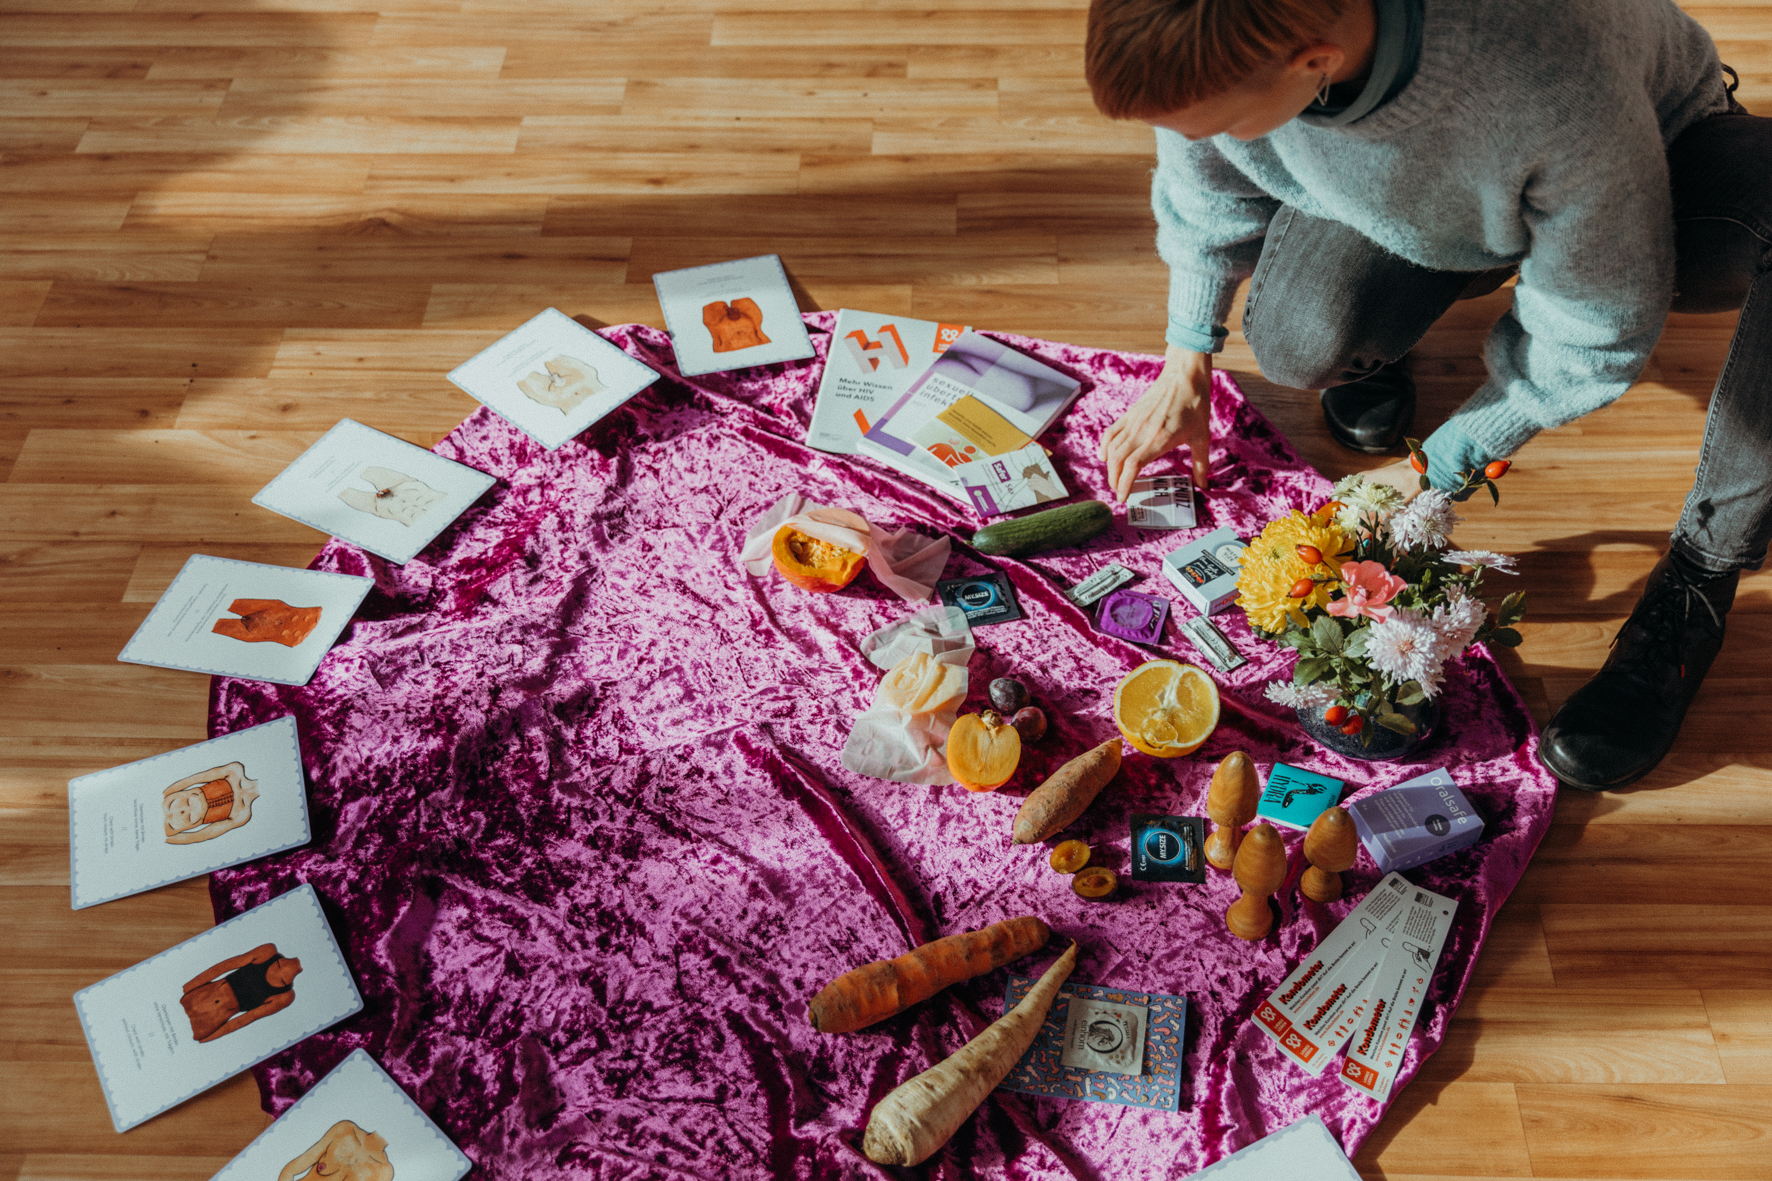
68, 716, 310, 911
807, 309, 967, 454
1338, 886, 1459, 1101
73, 884, 363, 1132
252, 420, 497, 565
118, 556, 373, 687
957, 441, 1070, 517
447, 307, 661, 450
1181, 1115, 1361, 1180
652, 254, 815, 377
212, 1049, 473, 1181
857, 330, 1083, 508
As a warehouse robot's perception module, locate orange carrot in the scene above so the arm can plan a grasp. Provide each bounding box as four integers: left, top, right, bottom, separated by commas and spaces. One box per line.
807, 916, 1051, 1034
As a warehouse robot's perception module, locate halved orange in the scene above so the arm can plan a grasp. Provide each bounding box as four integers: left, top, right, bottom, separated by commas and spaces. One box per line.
1112, 660, 1220, 758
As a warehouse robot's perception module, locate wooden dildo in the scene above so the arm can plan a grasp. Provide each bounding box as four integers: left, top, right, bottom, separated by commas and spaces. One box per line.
1302, 806, 1358, 903
1205, 751, 1260, 871
1226, 823, 1287, 941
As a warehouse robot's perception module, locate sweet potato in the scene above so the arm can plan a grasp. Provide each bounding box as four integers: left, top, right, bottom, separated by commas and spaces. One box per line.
807, 916, 1050, 1034
862, 942, 1078, 1166
1010, 739, 1122, 844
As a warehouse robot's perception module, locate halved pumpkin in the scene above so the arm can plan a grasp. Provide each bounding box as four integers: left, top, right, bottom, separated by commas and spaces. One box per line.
771, 508, 869, 593
946, 709, 1022, 792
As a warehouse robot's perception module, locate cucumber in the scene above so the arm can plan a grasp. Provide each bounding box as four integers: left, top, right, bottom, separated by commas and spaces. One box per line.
971, 500, 1113, 557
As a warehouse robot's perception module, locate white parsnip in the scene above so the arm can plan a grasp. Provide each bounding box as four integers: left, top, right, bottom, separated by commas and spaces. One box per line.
861, 941, 1078, 1166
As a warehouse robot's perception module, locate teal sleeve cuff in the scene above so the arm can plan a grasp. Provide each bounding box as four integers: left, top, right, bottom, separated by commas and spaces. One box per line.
1165, 321, 1228, 354
1419, 421, 1493, 496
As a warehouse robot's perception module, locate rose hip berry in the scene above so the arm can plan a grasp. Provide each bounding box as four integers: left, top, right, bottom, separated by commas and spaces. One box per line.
1410, 452, 1428, 474
1295, 544, 1323, 565
1288, 577, 1316, 599
1324, 705, 1348, 725
1339, 715, 1364, 736
1485, 459, 1511, 479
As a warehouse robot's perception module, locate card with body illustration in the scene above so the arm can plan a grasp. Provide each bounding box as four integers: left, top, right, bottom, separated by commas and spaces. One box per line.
253, 420, 496, 565
68, 716, 310, 910
74, 884, 362, 1132
447, 308, 661, 450
211, 1049, 472, 1181
118, 555, 373, 687
653, 254, 815, 377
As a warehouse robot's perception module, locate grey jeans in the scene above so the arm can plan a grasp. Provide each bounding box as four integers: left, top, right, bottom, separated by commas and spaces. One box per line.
1240, 104, 1772, 572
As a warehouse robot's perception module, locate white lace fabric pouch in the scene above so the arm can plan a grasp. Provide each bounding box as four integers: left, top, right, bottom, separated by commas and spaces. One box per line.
737, 493, 950, 603
840, 606, 976, 785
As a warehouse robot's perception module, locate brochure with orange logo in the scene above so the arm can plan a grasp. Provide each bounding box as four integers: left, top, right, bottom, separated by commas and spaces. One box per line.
808, 309, 967, 455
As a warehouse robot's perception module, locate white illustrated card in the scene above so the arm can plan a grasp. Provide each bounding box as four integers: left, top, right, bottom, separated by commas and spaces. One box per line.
212, 1049, 472, 1181
446, 307, 661, 450
958, 441, 1070, 517
653, 254, 815, 377
118, 555, 373, 687
74, 884, 363, 1133
253, 420, 497, 565
1182, 1115, 1360, 1180
1060, 997, 1148, 1076
69, 716, 310, 911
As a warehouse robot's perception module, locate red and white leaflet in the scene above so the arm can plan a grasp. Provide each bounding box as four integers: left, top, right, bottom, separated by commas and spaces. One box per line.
1338, 884, 1459, 1102
1251, 873, 1413, 1075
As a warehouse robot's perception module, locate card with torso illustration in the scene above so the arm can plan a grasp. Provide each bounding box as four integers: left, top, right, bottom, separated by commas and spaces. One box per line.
118, 555, 373, 687
74, 884, 362, 1132
68, 716, 310, 910
807, 309, 968, 454
252, 419, 496, 565
652, 254, 815, 377
447, 307, 661, 450
211, 1049, 472, 1181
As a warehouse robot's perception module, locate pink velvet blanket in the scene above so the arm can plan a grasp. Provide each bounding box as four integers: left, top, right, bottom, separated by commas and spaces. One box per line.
208, 313, 1557, 1179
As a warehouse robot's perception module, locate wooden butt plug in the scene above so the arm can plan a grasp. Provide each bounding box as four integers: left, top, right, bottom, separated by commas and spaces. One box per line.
1205, 751, 1261, 871
1302, 807, 1359, 904
1227, 823, 1287, 941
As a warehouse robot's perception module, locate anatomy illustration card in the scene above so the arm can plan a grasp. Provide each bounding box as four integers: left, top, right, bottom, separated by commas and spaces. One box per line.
807, 309, 968, 454
69, 716, 310, 910
447, 307, 661, 450
253, 420, 496, 565
653, 254, 815, 377
74, 884, 362, 1132
118, 555, 373, 687
212, 1049, 472, 1181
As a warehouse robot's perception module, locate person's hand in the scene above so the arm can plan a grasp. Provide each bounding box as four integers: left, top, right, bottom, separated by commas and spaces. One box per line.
1100, 344, 1213, 502
1360, 457, 1423, 504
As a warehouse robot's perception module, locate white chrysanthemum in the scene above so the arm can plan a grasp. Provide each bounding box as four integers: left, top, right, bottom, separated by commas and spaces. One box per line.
1387, 489, 1461, 553
1264, 681, 1340, 710
1365, 607, 1446, 697
1442, 549, 1519, 574
1427, 586, 1487, 662
1331, 474, 1405, 539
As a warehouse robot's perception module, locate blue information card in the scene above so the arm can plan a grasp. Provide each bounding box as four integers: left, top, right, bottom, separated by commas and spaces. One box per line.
1255, 762, 1345, 831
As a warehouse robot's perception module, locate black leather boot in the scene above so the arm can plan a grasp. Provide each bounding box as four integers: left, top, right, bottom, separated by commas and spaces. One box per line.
1538, 552, 1739, 791
1321, 357, 1416, 454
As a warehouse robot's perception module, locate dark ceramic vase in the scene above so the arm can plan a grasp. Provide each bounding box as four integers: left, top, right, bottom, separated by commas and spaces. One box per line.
1297, 695, 1441, 762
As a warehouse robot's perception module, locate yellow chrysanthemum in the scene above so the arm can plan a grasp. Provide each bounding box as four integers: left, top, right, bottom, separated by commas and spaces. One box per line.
1235, 507, 1355, 632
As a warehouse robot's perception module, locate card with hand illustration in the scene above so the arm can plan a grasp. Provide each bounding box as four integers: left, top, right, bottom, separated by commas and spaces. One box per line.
212, 1049, 472, 1181
447, 308, 661, 450
68, 716, 310, 910
118, 555, 372, 687
253, 420, 497, 565
74, 884, 362, 1132
653, 254, 815, 376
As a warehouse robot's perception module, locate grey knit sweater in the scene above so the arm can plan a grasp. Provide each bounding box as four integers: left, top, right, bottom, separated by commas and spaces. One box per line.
1152, 0, 1732, 482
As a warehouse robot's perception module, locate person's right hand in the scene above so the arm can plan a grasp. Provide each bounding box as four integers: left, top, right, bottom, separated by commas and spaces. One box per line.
1100, 344, 1214, 502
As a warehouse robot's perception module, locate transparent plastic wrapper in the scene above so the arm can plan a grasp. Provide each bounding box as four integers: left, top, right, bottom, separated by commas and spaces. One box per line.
841, 606, 976, 785
738, 493, 951, 603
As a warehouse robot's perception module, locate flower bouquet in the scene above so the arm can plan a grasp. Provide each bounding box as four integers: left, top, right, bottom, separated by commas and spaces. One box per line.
1235, 444, 1527, 756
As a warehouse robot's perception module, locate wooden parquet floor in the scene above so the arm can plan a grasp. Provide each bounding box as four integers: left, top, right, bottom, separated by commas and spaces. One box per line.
3, 2, 1770, 1177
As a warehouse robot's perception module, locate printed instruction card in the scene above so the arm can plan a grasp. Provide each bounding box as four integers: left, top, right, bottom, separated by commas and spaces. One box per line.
253, 419, 497, 565
447, 307, 661, 450
212, 1049, 472, 1181
74, 884, 363, 1132
119, 556, 372, 687
1181, 1115, 1360, 1180
807, 309, 967, 454
653, 254, 815, 377
68, 716, 310, 910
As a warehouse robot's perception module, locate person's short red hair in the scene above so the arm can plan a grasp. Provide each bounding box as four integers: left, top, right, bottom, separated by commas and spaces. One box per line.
1087, 0, 1351, 119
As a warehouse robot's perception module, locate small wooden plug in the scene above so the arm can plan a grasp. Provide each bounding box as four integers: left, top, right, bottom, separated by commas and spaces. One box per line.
1227, 823, 1287, 941
1206, 751, 1261, 871
1301, 806, 1358, 903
